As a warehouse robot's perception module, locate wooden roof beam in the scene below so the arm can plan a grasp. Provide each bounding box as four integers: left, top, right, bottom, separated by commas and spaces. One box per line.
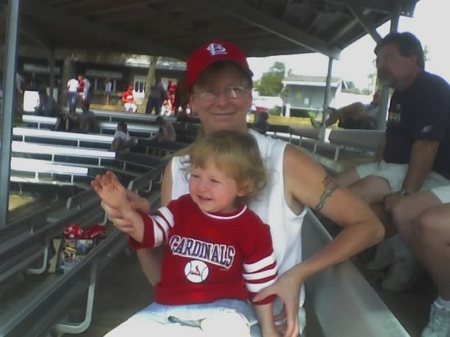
203, 0, 341, 59
21, 2, 185, 59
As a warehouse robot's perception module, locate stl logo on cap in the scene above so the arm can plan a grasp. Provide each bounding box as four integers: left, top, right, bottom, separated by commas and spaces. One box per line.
206, 43, 228, 56
186, 40, 253, 92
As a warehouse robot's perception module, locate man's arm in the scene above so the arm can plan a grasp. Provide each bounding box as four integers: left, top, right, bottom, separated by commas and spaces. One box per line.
384, 139, 439, 213
401, 139, 439, 193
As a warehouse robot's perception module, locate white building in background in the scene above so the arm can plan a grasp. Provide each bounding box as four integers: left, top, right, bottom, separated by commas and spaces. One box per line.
282, 74, 373, 117
251, 89, 284, 113
282, 75, 342, 117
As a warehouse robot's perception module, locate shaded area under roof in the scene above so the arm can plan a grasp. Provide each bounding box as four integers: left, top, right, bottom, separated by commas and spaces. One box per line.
0, 0, 419, 61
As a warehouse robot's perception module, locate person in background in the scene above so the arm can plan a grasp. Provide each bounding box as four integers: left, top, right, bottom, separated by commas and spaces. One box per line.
35, 88, 60, 118
160, 98, 173, 116
100, 40, 383, 337
154, 116, 176, 142
83, 77, 92, 105
79, 101, 100, 133
65, 108, 81, 132
145, 79, 167, 115
253, 112, 270, 135
77, 74, 86, 106
310, 90, 381, 130
93, 130, 281, 337
122, 85, 138, 113
67, 76, 79, 112
104, 78, 113, 105
111, 120, 135, 151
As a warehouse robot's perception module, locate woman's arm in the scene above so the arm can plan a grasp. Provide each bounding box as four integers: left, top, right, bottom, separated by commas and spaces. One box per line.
256, 144, 384, 333
284, 144, 384, 275
135, 159, 174, 286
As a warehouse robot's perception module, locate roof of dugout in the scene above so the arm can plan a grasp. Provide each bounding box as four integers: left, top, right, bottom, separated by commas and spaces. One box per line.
0, 0, 419, 60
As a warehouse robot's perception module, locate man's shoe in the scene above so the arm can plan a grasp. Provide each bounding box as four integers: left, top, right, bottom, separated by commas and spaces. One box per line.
381, 256, 423, 291
421, 301, 450, 337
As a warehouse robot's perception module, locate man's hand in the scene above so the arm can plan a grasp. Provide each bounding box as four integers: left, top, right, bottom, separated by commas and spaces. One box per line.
383, 192, 404, 212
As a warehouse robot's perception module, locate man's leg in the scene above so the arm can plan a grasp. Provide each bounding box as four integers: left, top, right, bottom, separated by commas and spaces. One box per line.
347, 175, 391, 204
145, 99, 155, 114
413, 203, 450, 299
377, 191, 441, 291
334, 167, 360, 187
391, 191, 442, 244
413, 203, 450, 337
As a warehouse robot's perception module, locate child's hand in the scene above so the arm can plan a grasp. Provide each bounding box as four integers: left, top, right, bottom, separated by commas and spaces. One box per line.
92, 171, 146, 243
91, 171, 128, 210
262, 330, 282, 337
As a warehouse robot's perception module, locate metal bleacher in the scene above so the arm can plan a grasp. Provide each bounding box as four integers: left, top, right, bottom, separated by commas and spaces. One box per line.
2, 118, 414, 337
2, 112, 174, 337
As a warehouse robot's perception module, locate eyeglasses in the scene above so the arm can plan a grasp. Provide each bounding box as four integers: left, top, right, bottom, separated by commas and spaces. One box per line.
195, 86, 249, 102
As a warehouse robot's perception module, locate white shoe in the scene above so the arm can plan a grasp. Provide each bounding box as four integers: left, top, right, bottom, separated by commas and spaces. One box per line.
421, 301, 450, 337
365, 240, 394, 271
381, 256, 423, 291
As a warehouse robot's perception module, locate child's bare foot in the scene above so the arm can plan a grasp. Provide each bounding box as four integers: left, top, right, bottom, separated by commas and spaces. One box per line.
91, 171, 127, 209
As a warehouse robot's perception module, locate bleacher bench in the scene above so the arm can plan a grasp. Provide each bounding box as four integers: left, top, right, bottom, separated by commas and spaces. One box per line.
13, 127, 114, 149
303, 210, 410, 337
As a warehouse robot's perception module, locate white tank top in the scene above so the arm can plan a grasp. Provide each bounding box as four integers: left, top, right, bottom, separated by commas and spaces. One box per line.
170, 129, 307, 306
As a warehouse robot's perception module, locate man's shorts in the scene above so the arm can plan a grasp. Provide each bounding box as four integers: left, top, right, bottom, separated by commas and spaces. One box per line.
429, 185, 450, 203
356, 161, 450, 202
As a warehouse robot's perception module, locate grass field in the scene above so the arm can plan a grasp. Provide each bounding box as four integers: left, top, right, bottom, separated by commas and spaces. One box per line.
9, 193, 35, 211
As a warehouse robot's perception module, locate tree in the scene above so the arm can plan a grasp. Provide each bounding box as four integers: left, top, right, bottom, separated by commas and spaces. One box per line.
255, 62, 285, 96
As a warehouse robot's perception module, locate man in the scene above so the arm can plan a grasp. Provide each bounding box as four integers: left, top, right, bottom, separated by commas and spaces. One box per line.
79, 102, 100, 133
35, 88, 60, 118
67, 76, 79, 112
154, 116, 176, 142
104, 78, 112, 105
145, 79, 167, 115
336, 32, 450, 290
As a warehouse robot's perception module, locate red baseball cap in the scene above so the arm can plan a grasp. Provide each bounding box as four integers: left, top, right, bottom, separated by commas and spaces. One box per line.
186, 40, 253, 92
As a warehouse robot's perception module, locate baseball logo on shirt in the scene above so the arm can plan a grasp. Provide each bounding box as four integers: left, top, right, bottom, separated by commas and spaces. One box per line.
184, 260, 209, 283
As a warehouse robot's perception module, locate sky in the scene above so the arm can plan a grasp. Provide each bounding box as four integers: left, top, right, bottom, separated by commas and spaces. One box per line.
248, 0, 450, 90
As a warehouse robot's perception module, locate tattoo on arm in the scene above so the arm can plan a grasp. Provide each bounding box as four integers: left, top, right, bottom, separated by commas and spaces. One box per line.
314, 175, 338, 211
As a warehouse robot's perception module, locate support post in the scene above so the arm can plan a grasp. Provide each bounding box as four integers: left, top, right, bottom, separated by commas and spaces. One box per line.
0, 0, 20, 227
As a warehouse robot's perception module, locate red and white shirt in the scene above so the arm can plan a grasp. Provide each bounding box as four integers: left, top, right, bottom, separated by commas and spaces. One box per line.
129, 194, 278, 305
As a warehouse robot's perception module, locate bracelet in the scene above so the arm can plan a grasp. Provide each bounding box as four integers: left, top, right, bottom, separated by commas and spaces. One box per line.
398, 188, 411, 196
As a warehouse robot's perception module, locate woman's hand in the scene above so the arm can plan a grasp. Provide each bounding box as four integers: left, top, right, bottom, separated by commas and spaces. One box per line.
100, 188, 150, 232
254, 268, 304, 337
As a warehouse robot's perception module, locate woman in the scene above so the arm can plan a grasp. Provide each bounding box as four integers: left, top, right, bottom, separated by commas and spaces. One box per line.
102, 40, 384, 337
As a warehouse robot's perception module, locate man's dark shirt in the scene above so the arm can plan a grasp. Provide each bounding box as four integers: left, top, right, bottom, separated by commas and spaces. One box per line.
80, 110, 100, 133
384, 71, 450, 179
35, 95, 60, 118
